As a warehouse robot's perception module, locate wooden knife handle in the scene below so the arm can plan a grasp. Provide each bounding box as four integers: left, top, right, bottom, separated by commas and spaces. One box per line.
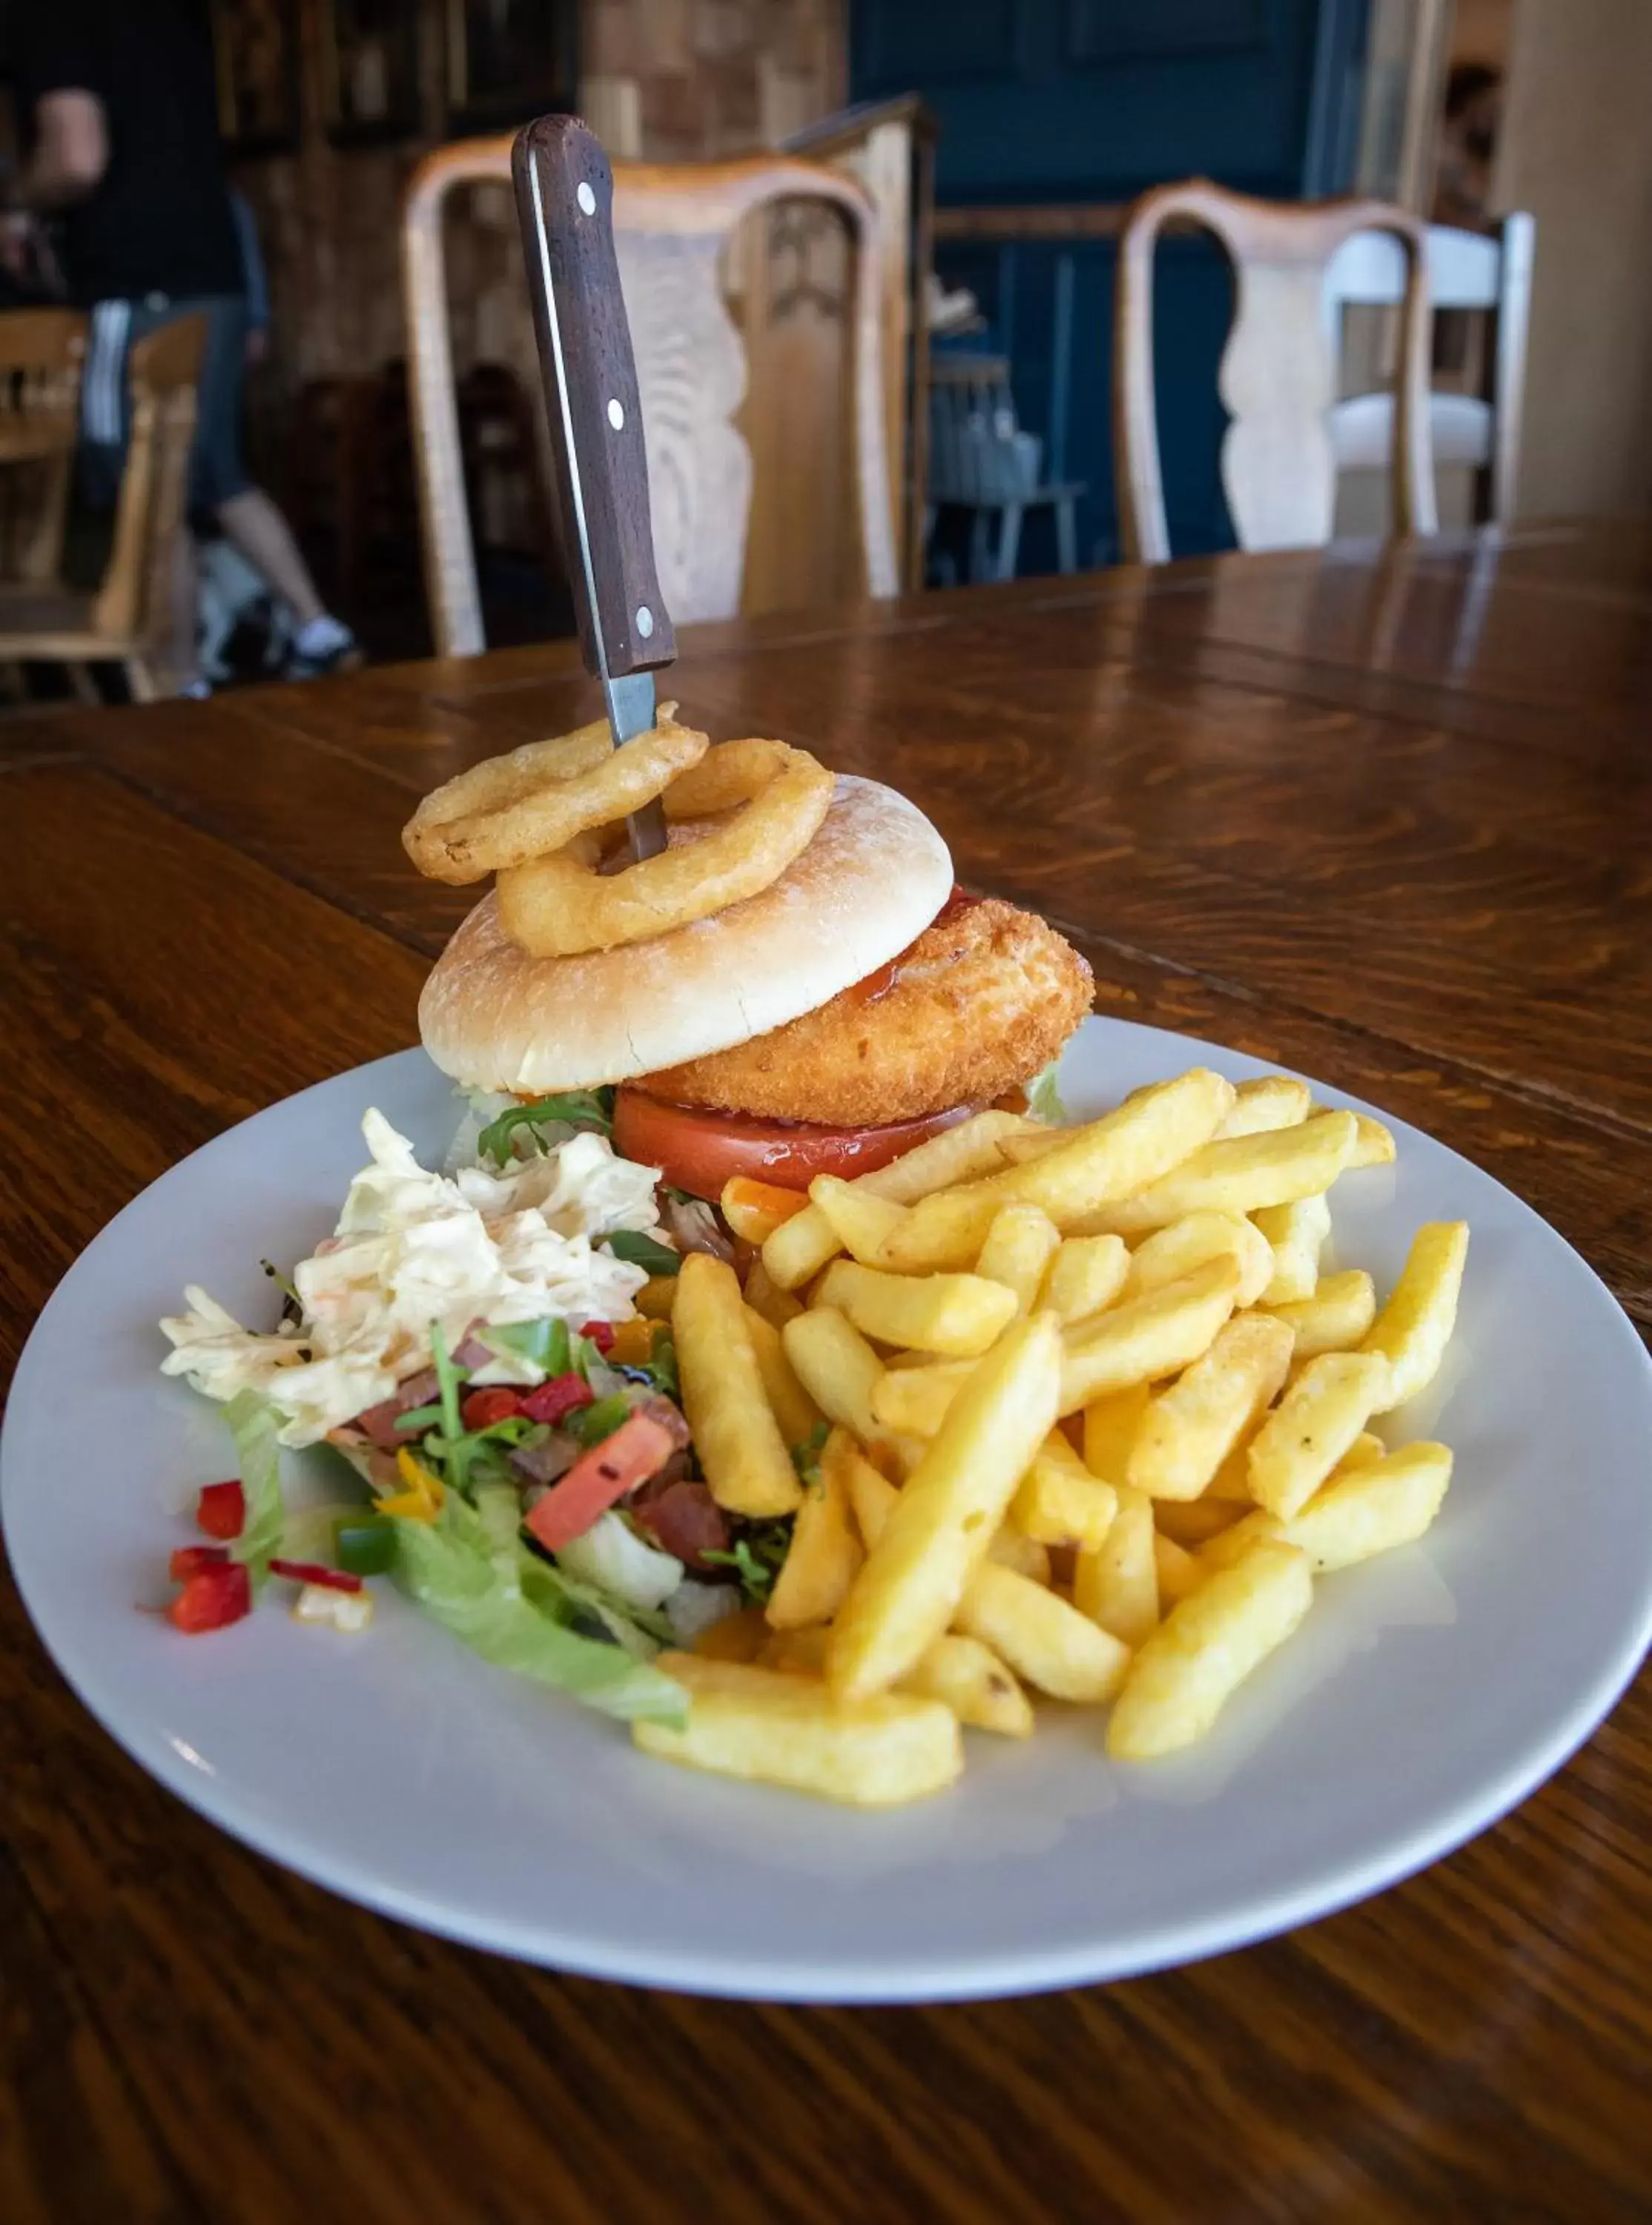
512, 114, 675, 679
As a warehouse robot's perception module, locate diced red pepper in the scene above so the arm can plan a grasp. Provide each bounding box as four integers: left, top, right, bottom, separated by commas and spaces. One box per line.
461, 1387, 523, 1431
268, 1558, 364, 1594
519, 1372, 595, 1426
578, 1319, 615, 1355
524, 1408, 683, 1554
167, 1561, 251, 1633
169, 1543, 230, 1583
196, 1480, 245, 1540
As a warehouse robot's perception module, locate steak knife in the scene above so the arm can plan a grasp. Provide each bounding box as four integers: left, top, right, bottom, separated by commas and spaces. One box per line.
512, 115, 677, 860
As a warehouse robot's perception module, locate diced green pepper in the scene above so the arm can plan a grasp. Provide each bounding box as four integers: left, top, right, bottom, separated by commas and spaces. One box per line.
333, 1514, 397, 1577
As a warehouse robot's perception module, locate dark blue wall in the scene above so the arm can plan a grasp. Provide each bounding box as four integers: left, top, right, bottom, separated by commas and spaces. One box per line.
852, 0, 1371, 565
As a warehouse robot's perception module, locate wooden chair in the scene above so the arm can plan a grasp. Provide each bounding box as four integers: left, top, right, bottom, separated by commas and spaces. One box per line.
0, 313, 205, 700
1326, 212, 1535, 527
781, 95, 936, 590
403, 139, 896, 659
1115, 179, 1436, 564
0, 309, 86, 590
925, 351, 1084, 583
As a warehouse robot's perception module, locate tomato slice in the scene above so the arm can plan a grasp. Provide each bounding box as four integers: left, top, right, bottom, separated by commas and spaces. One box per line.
613, 1087, 976, 1200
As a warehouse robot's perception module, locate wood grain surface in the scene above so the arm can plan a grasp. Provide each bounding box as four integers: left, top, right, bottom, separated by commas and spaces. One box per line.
2, 521, 1650, 2224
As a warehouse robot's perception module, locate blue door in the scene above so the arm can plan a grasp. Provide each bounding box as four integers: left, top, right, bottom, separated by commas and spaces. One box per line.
852, 0, 1371, 567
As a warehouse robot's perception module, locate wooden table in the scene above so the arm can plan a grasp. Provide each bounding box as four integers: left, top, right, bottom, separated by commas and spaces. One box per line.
3, 520, 1650, 2224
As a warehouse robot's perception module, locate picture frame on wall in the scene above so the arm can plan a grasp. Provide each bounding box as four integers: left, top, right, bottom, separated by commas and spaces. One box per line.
445, 0, 578, 134
210, 0, 302, 157
320, 0, 424, 145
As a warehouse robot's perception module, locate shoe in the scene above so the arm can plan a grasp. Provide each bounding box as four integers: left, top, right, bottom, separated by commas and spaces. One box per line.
285, 616, 363, 680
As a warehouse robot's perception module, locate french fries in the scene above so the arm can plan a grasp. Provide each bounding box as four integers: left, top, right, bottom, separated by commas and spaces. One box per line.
1127, 1314, 1294, 1499
1216, 1075, 1312, 1138
871, 1355, 969, 1436
1154, 1531, 1203, 1604
954, 1563, 1131, 1704
1362, 1222, 1470, 1411
781, 1306, 884, 1443
1078, 1110, 1358, 1238
1265, 1268, 1376, 1358
1123, 1210, 1275, 1309
644, 1061, 1468, 1807
1312, 1104, 1397, 1167
976, 1204, 1063, 1313
808, 1176, 911, 1266
765, 1428, 864, 1629
635, 1654, 963, 1805
880, 1069, 1237, 1271
764, 1624, 1035, 1737
1059, 1258, 1242, 1416
743, 1305, 822, 1448
1106, 1541, 1313, 1758
1254, 1192, 1332, 1306
1012, 1435, 1119, 1549
1038, 1232, 1130, 1325
760, 1110, 1032, 1290
815, 1258, 1019, 1359
743, 1256, 804, 1330
1223, 1442, 1453, 1572
1082, 1382, 1151, 1485
828, 1314, 1061, 1701
987, 1529, 1051, 1583
1246, 1351, 1391, 1519
1074, 1481, 1158, 1646
675, 1254, 803, 1517
900, 1633, 1035, 1737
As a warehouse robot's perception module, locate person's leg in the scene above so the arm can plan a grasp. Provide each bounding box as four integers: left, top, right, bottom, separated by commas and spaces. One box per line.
215, 484, 325, 627
188, 294, 357, 670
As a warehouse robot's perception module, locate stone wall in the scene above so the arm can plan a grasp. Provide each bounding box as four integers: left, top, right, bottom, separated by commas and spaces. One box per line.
234, 0, 845, 454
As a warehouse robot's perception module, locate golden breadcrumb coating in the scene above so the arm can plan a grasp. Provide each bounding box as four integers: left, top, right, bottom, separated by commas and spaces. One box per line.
650, 897, 1093, 1124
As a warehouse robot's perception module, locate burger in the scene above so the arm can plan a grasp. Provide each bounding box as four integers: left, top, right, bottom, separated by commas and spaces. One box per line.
417, 769, 1094, 1207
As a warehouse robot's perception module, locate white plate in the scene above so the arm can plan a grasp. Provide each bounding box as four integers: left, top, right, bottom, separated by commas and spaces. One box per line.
5, 1021, 1651, 2002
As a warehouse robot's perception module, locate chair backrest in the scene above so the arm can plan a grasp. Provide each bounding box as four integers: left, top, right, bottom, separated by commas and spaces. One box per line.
928, 354, 1044, 504
0, 308, 85, 584
1325, 212, 1534, 525
404, 139, 896, 659
91, 312, 205, 645
1115, 179, 1436, 565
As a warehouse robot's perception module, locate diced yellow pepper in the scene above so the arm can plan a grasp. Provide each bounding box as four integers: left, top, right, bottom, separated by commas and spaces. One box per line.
380, 1447, 444, 1522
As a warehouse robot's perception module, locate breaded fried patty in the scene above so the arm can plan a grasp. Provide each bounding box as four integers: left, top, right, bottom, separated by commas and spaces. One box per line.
650, 897, 1093, 1124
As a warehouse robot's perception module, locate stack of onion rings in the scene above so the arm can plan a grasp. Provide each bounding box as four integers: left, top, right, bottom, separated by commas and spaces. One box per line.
402, 708, 708, 883
496, 738, 833, 957
402, 709, 835, 957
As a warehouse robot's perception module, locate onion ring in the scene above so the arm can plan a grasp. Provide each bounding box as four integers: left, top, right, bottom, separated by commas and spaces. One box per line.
495, 739, 834, 957
401, 708, 707, 884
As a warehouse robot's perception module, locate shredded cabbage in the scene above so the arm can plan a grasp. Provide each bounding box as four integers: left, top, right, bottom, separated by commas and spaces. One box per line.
159, 1110, 661, 1446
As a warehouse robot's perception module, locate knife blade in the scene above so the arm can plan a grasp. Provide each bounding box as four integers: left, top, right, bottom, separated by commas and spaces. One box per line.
512, 116, 677, 861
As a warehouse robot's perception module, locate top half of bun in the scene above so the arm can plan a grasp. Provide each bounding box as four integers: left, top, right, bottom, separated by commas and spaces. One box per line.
417, 774, 954, 1093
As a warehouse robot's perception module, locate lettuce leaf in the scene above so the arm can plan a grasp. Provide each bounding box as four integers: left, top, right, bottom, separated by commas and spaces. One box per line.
1027, 1060, 1069, 1125
476, 1090, 615, 1167
392, 1492, 685, 1724
224, 1388, 286, 1588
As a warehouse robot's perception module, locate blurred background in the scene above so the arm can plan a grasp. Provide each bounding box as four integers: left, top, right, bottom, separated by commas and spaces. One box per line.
0, 0, 1643, 689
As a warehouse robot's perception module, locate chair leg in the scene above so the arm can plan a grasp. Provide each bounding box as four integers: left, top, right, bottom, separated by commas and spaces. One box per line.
1055, 495, 1078, 576
124, 657, 159, 704
65, 662, 102, 705
995, 504, 1024, 584
967, 508, 991, 585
